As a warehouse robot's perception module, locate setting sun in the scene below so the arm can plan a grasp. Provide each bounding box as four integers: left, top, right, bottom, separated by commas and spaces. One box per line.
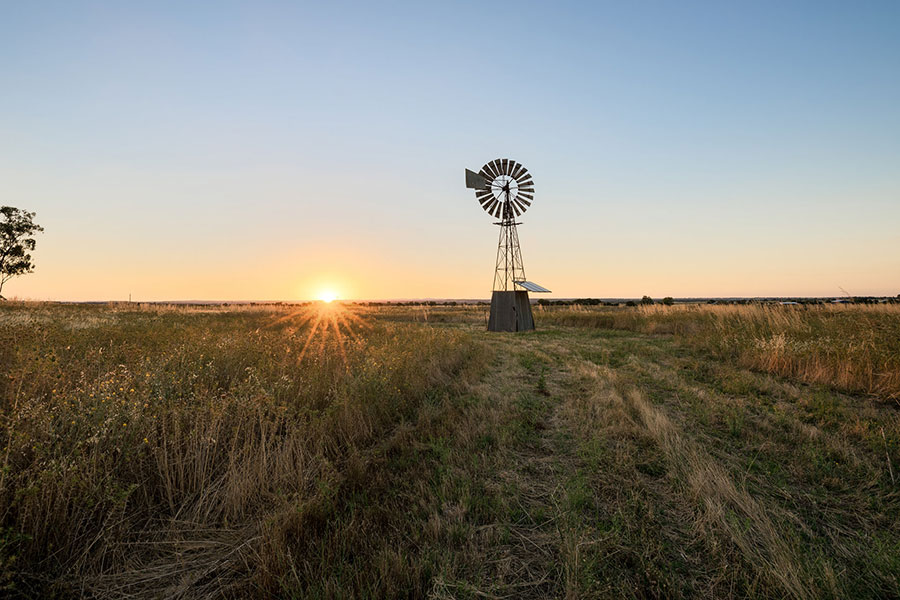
317, 290, 338, 303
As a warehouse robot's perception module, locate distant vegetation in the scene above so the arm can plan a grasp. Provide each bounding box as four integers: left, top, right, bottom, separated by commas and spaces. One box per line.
536, 296, 900, 307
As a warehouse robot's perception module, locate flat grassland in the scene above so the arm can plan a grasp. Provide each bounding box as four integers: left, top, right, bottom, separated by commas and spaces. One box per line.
1, 302, 898, 599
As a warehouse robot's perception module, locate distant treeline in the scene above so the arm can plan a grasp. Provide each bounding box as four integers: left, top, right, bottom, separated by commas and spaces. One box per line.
538, 296, 900, 307
356, 297, 900, 308
356, 296, 900, 308
358, 300, 488, 307
53, 296, 900, 308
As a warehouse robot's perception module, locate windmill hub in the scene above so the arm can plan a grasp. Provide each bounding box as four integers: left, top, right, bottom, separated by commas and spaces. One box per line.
464, 158, 551, 332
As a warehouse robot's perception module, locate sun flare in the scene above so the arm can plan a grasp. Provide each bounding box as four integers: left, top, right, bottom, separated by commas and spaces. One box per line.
318, 290, 338, 303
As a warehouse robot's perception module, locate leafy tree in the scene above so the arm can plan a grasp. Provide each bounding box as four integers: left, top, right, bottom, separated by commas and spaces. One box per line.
0, 207, 44, 300
640, 295, 654, 305
662, 297, 674, 305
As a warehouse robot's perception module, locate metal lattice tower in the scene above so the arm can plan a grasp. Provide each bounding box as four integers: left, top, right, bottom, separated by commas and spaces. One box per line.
492, 200, 527, 291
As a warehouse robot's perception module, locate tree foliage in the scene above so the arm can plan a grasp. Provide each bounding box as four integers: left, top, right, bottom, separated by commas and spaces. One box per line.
0, 206, 44, 299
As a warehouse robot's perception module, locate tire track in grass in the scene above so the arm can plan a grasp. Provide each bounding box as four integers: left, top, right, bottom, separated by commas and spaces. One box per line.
429, 336, 572, 599
434, 326, 809, 597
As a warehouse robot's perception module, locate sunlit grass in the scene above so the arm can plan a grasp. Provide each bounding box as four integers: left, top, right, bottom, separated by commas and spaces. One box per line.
268, 301, 369, 365
538, 303, 900, 401
0, 302, 479, 596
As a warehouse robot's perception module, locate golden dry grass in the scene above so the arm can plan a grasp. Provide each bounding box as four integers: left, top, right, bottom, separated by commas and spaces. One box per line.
0, 302, 480, 597
539, 303, 900, 401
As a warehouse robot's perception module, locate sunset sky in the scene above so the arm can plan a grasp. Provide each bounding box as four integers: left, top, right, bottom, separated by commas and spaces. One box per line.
2, 1, 898, 301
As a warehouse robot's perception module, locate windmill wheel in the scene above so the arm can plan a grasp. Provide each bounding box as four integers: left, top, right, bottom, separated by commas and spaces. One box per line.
472, 158, 534, 219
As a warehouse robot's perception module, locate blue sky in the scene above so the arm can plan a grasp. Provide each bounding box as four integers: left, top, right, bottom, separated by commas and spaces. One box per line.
2, 1, 898, 300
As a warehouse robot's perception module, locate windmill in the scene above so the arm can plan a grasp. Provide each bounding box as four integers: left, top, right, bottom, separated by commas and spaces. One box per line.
465, 158, 550, 332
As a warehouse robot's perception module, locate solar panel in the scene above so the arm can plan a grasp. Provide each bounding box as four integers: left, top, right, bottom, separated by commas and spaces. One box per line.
514, 281, 551, 293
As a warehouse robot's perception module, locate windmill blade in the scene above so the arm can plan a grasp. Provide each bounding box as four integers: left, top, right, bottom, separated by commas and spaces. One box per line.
517, 197, 532, 207
511, 201, 522, 216
517, 175, 533, 187
510, 162, 525, 179
513, 198, 528, 213
500, 158, 509, 175
489, 159, 503, 179
518, 194, 534, 203
482, 161, 499, 180
476, 193, 492, 206
484, 198, 498, 214
492, 201, 504, 218
518, 166, 532, 181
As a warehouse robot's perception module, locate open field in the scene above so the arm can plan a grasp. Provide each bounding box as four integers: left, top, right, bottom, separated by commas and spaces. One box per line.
1, 302, 898, 598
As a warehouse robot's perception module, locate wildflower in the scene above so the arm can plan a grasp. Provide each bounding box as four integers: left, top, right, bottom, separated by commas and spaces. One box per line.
123, 422, 127, 427
143, 438, 149, 443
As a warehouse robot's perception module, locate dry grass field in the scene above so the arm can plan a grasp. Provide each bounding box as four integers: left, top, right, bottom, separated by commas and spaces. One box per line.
1, 302, 898, 598
539, 303, 900, 401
